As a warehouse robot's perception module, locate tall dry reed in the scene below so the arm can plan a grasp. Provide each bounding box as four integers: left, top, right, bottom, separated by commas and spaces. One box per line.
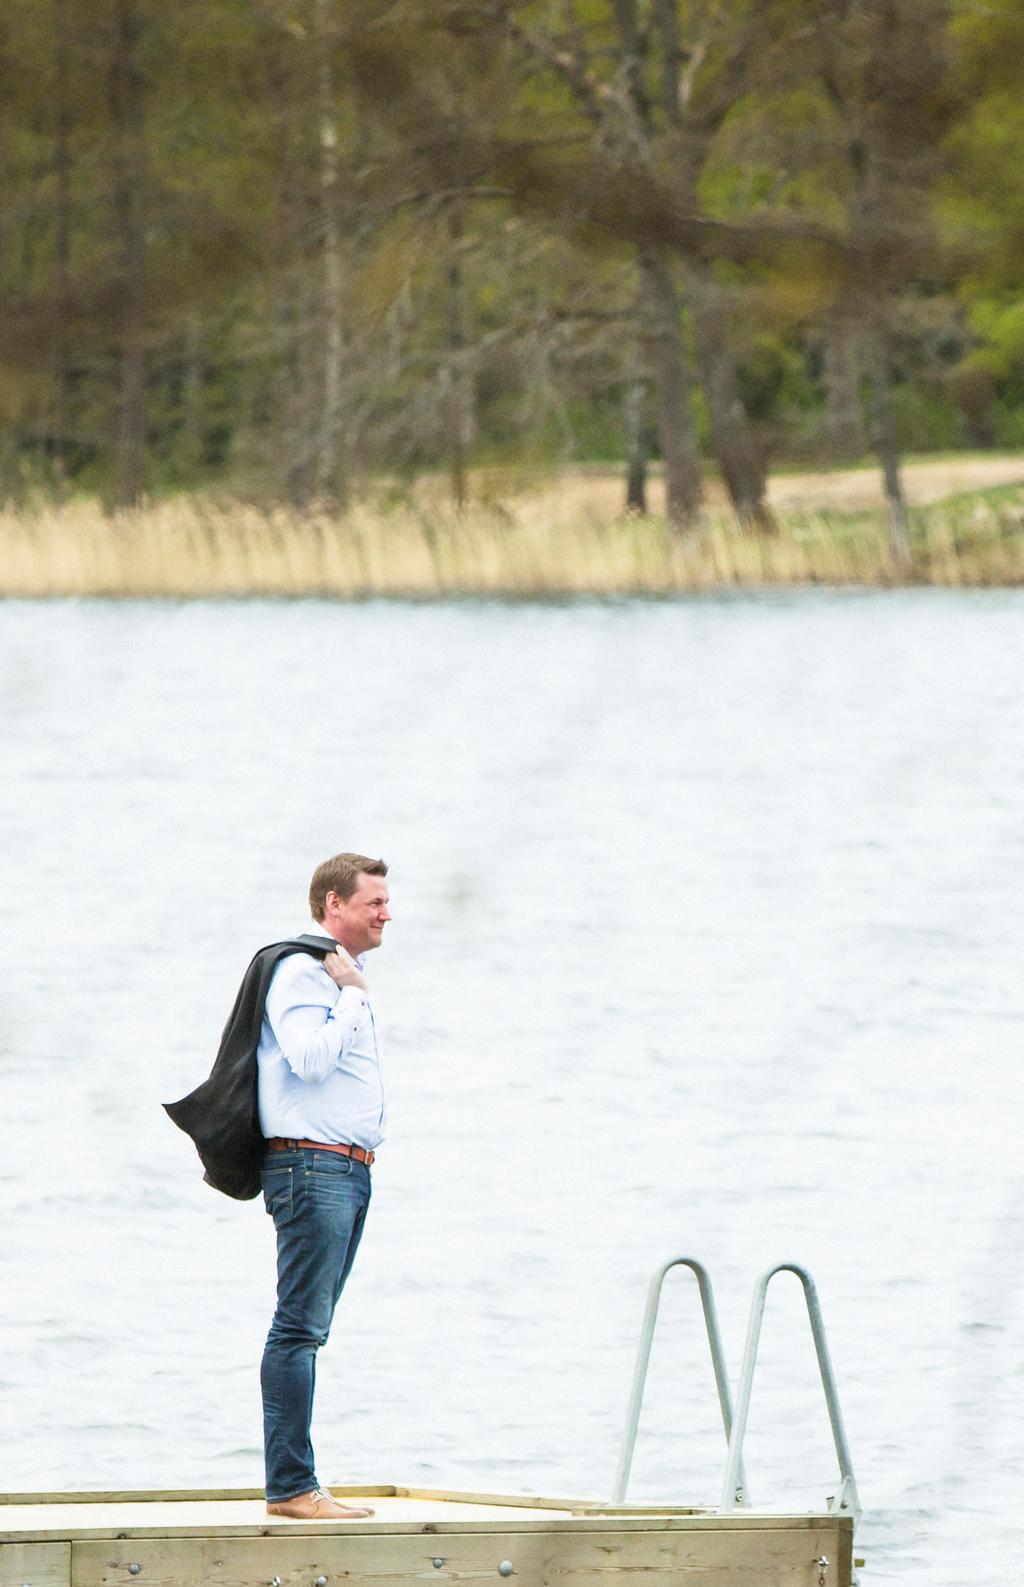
2, 478, 1024, 598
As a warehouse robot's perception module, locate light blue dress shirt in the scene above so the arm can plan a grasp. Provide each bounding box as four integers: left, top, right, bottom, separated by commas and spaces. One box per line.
256, 933, 386, 1150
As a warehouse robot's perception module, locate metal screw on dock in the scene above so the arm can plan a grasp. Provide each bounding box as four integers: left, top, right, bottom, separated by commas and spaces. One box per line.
314, 1576, 327, 1584
269, 1576, 282, 1585
497, 1563, 514, 1578
128, 1566, 141, 1576
432, 1561, 445, 1571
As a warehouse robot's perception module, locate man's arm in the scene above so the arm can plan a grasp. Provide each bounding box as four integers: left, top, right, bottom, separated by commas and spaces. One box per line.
265, 953, 370, 1084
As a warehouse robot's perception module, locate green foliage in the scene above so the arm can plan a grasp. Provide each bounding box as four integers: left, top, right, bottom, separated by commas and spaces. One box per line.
0, 0, 1018, 505
967, 297, 1024, 380
991, 402, 1024, 452
737, 334, 817, 422
891, 385, 964, 452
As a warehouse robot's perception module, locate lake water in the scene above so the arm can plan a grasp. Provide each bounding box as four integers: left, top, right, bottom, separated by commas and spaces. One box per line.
1, 591, 1022, 1585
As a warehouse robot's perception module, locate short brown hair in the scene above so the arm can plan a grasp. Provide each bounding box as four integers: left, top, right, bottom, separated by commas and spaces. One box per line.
309, 852, 388, 920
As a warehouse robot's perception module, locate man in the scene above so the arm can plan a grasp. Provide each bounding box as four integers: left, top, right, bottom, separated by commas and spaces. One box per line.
256, 852, 391, 1521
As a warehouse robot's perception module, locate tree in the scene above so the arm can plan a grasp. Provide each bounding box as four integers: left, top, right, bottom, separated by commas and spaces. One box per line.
941, 1, 1024, 448
813, 0, 955, 565
0, 0, 1012, 523
488, 0, 781, 529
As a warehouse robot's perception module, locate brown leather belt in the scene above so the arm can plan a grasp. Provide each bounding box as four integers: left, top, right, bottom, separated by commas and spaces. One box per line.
265, 1137, 375, 1167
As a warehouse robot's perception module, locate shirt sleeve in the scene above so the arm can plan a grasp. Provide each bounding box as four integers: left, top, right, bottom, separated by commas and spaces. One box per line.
264, 954, 370, 1084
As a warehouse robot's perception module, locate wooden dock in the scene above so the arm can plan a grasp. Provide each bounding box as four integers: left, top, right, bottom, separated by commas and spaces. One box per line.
0, 1486, 853, 1587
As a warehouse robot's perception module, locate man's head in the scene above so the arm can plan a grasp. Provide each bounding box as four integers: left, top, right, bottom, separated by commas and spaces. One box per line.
309, 852, 391, 956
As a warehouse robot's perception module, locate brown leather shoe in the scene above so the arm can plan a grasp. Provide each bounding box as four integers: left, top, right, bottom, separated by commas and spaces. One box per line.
266, 1487, 375, 1520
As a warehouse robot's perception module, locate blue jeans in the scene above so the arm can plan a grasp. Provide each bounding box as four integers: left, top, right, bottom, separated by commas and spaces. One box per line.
260, 1146, 371, 1502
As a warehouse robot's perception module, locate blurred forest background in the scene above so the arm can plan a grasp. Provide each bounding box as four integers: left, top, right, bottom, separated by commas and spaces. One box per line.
2, 0, 1024, 582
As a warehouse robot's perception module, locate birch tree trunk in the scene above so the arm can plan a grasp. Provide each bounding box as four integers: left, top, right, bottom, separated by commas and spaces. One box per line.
638, 252, 702, 532
823, 309, 866, 461
52, 0, 73, 497
617, 0, 699, 527
442, 196, 475, 512
863, 324, 912, 570
819, 1, 913, 569
266, 37, 299, 495
182, 309, 203, 476
624, 378, 648, 514
687, 270, 775, 532
108, 0, 147, 509
263, 29, 315, 503
314, 0, 345, 507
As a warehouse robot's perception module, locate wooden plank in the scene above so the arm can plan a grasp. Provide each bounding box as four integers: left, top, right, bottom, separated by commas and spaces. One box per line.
387, 1490, 597, 1513
2, 1507, 848, 1543
70, 1523, 853, 1587
0, 1495, 396, 1510
1, 1543, 70, 1587
1, 1498, 578, 1544
388, 1489, 708, 1516
559, 1505, 709, 1517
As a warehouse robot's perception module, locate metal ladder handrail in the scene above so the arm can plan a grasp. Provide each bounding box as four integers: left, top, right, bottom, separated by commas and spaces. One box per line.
718, 1262, 861, 1528
612, 1256, 748, 1506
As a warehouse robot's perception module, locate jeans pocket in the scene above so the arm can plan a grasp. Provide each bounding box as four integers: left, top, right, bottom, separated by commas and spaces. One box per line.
309, 1151, 354, 1178
262, 1165, 295, 1223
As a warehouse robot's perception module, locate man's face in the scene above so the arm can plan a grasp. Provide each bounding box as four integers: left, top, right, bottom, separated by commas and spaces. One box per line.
327, 872, 391, 955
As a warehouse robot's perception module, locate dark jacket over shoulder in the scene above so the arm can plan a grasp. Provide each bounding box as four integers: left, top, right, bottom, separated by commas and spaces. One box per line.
164, 935, 336, 1200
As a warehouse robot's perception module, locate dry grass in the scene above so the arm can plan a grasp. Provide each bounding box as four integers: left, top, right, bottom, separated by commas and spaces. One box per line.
3, 461, 1024, 598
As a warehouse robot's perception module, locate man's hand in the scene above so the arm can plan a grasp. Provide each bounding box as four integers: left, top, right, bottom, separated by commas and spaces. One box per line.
323, 947, 369, 993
